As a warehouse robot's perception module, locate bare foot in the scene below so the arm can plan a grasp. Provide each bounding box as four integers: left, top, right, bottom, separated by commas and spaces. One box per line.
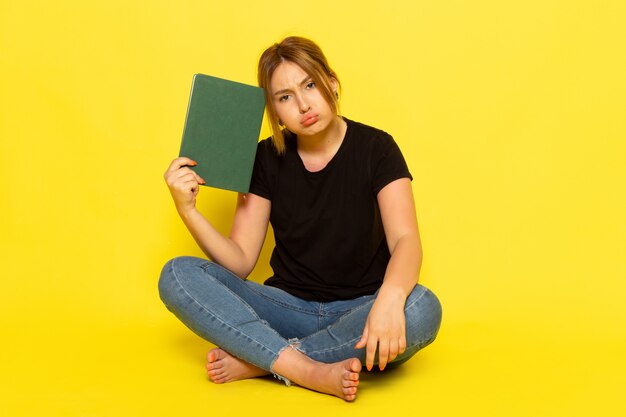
305, 358, 362, 402
205, 348, 269, 384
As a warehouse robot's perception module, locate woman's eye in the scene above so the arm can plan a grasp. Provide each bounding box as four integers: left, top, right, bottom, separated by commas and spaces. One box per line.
279, 95, 290, 102
306, 81, 316, 89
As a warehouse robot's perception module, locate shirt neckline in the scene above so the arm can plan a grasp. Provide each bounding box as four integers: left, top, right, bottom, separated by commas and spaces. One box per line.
292, 117, 352, 176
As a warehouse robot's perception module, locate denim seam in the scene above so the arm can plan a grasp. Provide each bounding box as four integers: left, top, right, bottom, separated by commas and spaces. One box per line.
245, 285, 379, 317
317, 303, 324, 332
200, 260, 245, 278
301, 286, 429, 357
304, 335, 363, 356
404, 285, 428, 311
241, 282, 321, 315
298, 300, 374, 356
200, 261, 322, 316
169, 260, 289, 373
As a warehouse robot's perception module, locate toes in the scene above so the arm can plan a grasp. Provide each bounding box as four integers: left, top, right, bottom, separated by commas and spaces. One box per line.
341, 369, 359, 386
207, 348, 225, 363
343, 386, 357, 397
346, 371, 359, 381
206, 360, 223, 371
342, 378, 359, 388
207, 368, 225, 378
349, 358, 362, 373
211, 374, 230, 384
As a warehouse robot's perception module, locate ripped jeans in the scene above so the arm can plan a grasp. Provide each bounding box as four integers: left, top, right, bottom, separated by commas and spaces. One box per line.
158, 256, 442, 384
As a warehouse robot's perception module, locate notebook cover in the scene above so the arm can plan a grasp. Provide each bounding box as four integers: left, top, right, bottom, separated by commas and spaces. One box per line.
179, 73, 265, 193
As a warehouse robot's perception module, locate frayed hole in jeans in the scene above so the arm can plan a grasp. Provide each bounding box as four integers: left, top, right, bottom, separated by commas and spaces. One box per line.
270, 338, 305, 386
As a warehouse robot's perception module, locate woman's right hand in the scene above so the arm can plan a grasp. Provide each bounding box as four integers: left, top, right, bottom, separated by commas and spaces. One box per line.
164, 157, 206, 215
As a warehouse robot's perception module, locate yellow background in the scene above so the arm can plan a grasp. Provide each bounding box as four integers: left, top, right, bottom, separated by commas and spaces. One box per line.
1, 0, 624, 415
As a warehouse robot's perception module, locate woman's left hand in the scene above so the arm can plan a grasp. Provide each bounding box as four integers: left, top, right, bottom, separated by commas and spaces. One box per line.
355, 289, 407, 371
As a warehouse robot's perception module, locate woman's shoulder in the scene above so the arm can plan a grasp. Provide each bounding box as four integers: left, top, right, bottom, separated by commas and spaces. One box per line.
257, 136, 275, 152
343, 117, 397, 149
256, 136, 282, 162
257, 130, 297, 156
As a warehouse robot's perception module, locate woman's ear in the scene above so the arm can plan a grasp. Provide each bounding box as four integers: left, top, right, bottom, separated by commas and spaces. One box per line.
330, 78, 339, 99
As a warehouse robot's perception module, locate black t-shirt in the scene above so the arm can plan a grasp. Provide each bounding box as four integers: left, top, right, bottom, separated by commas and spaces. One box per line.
249, 118, 412, 301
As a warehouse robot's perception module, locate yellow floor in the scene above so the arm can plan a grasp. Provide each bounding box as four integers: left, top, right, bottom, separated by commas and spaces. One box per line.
2, 293, 623, 416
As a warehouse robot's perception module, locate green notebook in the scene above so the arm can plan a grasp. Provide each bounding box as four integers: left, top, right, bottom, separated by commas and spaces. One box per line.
179, 73, 266, 193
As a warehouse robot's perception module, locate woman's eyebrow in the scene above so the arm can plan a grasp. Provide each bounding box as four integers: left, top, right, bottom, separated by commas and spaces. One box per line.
273, 76, 313, 96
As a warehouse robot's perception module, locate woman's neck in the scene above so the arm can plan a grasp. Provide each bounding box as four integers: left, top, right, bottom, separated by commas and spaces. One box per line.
296, 116, 347, 172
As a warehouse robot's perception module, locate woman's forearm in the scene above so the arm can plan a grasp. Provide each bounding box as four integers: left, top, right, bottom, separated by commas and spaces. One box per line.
178, 207, 251, 278
379, 233, 422, 300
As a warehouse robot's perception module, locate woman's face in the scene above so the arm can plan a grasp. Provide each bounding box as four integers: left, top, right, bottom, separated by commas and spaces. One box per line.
269, 61, 337, 137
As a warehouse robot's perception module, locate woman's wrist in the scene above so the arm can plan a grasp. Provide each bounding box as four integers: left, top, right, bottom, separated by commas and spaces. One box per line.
377, 283, 409, 304
177, 205, 200, 221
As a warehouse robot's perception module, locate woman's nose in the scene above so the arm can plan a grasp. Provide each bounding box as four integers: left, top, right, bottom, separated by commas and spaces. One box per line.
297, 96, 311, 113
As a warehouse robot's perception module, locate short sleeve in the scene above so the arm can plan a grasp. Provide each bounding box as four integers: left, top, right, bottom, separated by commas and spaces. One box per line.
370, 133, 413, 196
248, 139, 274, 200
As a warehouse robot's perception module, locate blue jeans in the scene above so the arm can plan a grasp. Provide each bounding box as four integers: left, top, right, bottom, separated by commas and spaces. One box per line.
158, 256, 442, 383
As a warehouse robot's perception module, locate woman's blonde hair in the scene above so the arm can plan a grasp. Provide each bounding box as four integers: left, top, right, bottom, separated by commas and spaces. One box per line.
258, 36, 341, 154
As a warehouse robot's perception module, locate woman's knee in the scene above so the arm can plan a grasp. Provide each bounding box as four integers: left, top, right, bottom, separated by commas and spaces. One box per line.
158, 256, 207, 308
404, 285, 443, 349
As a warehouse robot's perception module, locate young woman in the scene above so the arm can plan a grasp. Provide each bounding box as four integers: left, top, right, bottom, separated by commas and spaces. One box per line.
159, 36, 442, 402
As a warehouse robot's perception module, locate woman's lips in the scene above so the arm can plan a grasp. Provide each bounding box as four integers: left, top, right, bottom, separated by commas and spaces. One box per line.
301, 114, 319, 127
